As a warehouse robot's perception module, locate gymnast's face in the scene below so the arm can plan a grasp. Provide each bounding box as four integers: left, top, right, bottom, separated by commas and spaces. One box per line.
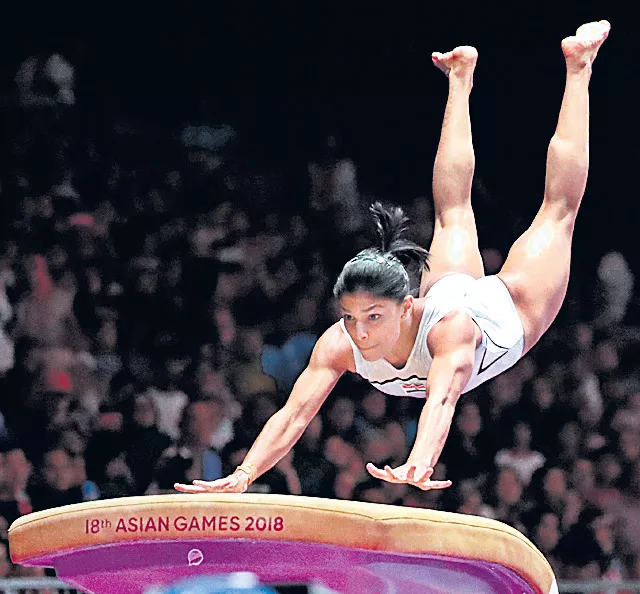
340, 292, 411, 361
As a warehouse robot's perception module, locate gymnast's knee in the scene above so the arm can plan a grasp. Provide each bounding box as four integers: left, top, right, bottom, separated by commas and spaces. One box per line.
539, 198, 580, 229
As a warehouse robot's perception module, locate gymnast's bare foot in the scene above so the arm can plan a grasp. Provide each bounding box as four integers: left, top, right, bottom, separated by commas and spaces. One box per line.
562, 20, 610, 70
432, 46, 478, 80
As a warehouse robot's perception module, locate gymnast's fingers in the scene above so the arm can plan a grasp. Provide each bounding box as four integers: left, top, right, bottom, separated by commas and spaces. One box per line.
365, 462, 387, 479
417, 479, 452, 491
188, 477, 234, 491
384, 465, 403, 482
415, 466, 434, 483
174, 483, 210, 493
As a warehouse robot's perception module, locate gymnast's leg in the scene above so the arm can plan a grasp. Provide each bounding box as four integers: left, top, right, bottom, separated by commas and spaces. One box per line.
420, 46, 485, 295
497, 21, 611, 353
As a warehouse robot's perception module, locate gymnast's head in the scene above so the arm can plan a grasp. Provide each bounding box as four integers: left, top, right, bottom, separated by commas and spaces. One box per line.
333, 202, 429, 360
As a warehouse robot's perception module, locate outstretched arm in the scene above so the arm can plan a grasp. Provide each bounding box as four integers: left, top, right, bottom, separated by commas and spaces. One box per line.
175, 325, 352, 493
367, 311, 477, 490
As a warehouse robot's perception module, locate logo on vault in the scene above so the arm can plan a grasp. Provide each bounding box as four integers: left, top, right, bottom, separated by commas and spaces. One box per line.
187, 548, 204, 566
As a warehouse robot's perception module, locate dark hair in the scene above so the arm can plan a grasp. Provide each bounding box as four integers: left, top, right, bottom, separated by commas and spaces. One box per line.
333, 202, 429, 302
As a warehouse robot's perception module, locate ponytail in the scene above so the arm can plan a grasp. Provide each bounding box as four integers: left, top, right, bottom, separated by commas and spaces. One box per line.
370, 202, 430, 272
333, 202, 429, 302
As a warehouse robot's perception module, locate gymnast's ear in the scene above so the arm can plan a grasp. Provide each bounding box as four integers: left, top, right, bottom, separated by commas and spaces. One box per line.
401, 295, 413, 318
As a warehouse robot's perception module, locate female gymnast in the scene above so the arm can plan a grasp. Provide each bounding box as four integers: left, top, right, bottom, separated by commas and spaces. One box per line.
175, 21, 610, 493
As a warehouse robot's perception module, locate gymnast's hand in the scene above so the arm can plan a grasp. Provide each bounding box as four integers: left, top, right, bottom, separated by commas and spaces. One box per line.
174, 470, 251, 494
366, 462, 453, 491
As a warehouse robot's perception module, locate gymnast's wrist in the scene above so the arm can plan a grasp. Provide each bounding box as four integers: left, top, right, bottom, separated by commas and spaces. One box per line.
234, 463, 258, 485
406, 454, 434, 468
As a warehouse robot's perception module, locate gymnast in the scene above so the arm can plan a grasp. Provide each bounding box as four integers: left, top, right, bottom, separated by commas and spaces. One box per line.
175, 21, 610, 494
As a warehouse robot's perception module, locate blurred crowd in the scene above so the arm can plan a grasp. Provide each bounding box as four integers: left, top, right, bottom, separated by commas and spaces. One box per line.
2, 52, 640, 591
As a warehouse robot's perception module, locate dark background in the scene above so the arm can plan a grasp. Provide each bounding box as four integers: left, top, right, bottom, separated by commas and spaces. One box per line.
0, 2, 634, 271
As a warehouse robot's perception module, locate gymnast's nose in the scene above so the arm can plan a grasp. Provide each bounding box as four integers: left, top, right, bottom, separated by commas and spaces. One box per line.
355, 322, 368, 342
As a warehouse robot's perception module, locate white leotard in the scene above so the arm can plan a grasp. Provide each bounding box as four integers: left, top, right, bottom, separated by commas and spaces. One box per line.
339, 273, 525, 397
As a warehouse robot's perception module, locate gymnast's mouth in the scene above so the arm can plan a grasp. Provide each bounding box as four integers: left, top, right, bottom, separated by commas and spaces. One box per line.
359, 345, 377, 352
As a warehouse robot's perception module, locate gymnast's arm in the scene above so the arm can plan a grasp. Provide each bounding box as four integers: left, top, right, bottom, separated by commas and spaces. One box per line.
174, 324, 353, 493
407, 311, 477, 470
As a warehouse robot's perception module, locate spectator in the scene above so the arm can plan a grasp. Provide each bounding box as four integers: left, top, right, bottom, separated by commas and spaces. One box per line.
454, 479, 495, 519
570, 458, 598, 506
555, 508, 623, 586
593, 251, 634, 330
591, 450, 624, 510
324, 396, 358, 442
0, 443, 33, 519
84, 408, 126, 491
530, 512, 562, 575
487, 468, 527, 530
27, 446, 83, 512
15, 53, 75, 107
324, 435, 362, 474
554, 421, 585, 468
99, 454, 136, 499
612, 392, 640, 434
355, 390, 388, 432
524, 376, 576, 460
152, 400, 225, 492
494, 422, 546, 487
440, 401, 494, 483
14, 255, 85, 352
479, 372, 524, 457
145, 354, 190, 439
0, 280, 14, 376
0, 541, 10, 578
229, 326, 277, 398
293, 415, 336, 498
260, 451, 302, 495
123, 394, 172, 494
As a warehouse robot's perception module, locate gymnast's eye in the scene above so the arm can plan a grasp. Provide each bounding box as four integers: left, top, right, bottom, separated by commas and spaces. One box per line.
368, 314, 381, 321
343, 314, 355, 322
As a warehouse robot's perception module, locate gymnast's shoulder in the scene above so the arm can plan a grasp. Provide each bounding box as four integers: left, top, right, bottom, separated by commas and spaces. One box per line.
309, 321, 357, 374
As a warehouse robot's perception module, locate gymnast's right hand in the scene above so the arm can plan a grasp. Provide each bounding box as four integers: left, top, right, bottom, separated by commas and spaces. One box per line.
174, 470, 250, 494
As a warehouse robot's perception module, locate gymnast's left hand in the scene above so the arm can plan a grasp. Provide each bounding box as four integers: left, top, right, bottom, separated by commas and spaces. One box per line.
366, 462, 452, 491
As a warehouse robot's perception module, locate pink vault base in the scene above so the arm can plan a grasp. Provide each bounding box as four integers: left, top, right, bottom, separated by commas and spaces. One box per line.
24, 537, 538, 594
